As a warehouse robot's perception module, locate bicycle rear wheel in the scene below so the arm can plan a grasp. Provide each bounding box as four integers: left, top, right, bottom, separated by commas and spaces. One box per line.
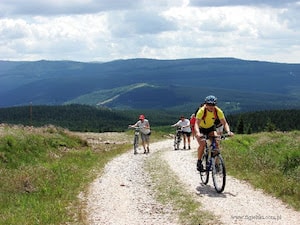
200, 153, 209, 184
212, 154, 226, 193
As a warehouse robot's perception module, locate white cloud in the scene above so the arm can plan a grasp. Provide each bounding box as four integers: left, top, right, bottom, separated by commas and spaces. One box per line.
0, 0, 299, 63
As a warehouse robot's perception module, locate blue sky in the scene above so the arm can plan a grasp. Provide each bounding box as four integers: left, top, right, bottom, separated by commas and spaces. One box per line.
0, 0, 299, 63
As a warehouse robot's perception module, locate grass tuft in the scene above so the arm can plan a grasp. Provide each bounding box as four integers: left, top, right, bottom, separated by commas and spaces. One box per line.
145, 151, 219, 225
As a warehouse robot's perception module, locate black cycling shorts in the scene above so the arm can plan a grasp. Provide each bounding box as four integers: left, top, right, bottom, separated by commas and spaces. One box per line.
182, 131, 191, 137
200, 126, 215, 136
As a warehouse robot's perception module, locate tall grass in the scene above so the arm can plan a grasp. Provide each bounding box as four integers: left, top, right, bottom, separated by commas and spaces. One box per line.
221, 130, 300, 210
0, 125, 130, 225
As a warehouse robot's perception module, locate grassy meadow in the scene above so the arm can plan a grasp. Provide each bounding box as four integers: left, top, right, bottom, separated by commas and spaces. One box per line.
222, 131, 300, 210
0, 124, 299, 225
0, 125, 130, 225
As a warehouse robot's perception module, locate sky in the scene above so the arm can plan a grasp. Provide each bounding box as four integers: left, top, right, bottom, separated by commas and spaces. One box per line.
0, 0, 300, 63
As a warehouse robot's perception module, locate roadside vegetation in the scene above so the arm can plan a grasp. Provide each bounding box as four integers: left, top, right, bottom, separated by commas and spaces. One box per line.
0, 124, 130, 225
0, 123, 299, 225
222, 131, 300, 210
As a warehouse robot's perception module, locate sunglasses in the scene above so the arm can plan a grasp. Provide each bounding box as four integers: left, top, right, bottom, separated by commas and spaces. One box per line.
206, 103, 215, 106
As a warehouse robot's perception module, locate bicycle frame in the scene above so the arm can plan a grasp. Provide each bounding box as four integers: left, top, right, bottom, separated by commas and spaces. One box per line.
200, 135, 226, 193
128, 127, 140, 154
174, 126, 182, 150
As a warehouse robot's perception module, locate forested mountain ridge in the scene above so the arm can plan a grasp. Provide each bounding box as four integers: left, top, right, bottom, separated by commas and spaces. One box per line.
0, 104, 299, 133
0, 58, 299, 113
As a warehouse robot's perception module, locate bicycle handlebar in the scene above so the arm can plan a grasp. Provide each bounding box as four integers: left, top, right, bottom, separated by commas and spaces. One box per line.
128, 126, 140, 130
200, 133, 233, 139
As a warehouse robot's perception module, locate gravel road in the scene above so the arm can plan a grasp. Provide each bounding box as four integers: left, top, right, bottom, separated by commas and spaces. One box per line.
85, 138, 300, 225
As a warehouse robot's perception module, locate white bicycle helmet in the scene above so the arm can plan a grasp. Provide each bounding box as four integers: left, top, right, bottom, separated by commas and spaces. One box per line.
205, 95, 217, 105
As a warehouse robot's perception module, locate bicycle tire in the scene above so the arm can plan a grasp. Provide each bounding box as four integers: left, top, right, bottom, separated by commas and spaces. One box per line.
212, 154, 226, 193
133, 135, 139, 153
200, 152, 209, 184
174, 136, 178, 150
176, 136, 180, 150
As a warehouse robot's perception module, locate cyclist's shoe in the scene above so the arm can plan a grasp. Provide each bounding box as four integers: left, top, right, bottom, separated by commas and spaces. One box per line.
134, 151, 137, 155
188, 146, 191, 150
197, 160, 205, 172
183, 146, 186, 149
146, 147, 150, 153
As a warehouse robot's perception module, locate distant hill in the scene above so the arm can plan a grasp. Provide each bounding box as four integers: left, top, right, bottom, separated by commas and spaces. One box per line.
0, 58, 299, 113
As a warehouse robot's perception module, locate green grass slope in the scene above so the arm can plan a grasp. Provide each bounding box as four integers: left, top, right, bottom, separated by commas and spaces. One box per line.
222, 131, 300, 210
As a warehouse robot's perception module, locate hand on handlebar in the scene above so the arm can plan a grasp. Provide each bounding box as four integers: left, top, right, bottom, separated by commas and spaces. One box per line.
227, 131, 234, 136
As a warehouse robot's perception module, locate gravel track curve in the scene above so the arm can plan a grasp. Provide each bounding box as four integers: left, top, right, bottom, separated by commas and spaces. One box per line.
86, 138, 300, 225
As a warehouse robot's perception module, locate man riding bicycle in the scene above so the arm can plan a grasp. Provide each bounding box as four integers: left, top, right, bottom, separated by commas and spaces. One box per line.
194, 95, 234, 171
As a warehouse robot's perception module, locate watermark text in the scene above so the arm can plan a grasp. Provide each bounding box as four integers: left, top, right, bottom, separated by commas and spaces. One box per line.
231, 214, 282, 221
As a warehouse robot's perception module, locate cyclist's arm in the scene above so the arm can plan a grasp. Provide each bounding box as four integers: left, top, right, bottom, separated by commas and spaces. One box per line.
129, 121, 139, 128
220, 118, 234, 136
171, 121, 180, 127
194, 118, 201, 137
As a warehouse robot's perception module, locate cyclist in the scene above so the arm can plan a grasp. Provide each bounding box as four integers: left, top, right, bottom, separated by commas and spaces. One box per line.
129, 114, 151, 154
194, 95, 234, 171
171, 115, 192, 149
190, 113, 196, 139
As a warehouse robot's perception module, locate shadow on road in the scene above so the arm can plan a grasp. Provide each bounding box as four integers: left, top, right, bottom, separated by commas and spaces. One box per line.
196, 183, 237, 198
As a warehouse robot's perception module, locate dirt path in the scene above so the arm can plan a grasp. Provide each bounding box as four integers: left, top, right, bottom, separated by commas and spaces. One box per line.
85, 138, 300, 225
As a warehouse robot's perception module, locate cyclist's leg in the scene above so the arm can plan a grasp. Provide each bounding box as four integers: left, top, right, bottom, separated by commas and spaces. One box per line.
196, 129, 206, 171
186, 131, 191, 149
209, 130, 221, 151
145, 133, 150, 153
197, 127, 214, 171
182, 132, 187, 149
140, 133, 147, 153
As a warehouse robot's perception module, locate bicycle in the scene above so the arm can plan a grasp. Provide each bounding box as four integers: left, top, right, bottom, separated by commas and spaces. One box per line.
128, 126, 140, 154
200, 135, 226, 193
174, 126, 182, 150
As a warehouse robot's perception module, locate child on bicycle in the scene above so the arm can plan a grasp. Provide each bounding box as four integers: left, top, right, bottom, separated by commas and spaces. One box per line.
194, 95, 234, 171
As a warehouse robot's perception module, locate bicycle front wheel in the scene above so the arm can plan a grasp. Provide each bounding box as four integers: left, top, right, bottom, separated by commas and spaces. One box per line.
212, 154, 226, 193
200, 153, 209, 184
133, 135, 139, 154
174, 136, 178, 150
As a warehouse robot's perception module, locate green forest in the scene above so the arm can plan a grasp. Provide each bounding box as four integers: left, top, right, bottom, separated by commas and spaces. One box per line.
0, 104, 299, 133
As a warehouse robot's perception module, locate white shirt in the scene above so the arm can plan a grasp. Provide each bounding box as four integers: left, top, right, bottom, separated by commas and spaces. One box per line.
174, 119, 191, 132
135, 119, 151, 134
